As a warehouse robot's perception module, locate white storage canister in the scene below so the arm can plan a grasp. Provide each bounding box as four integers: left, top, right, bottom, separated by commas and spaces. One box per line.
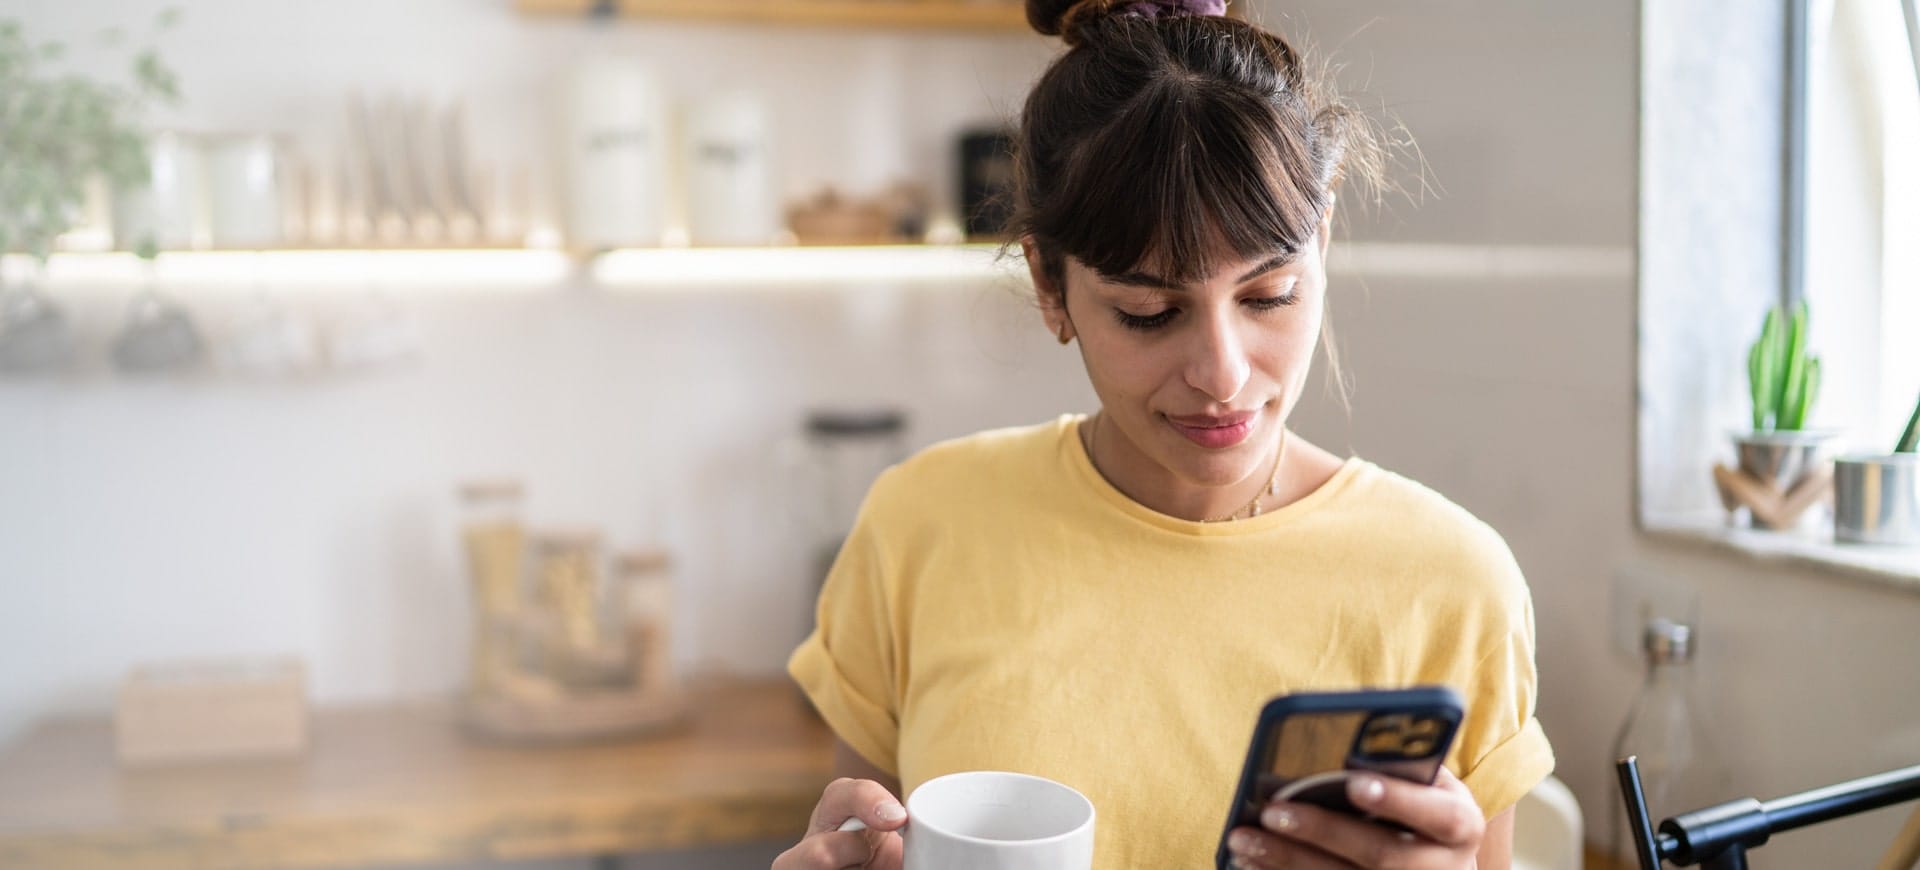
561, 56, 667, 249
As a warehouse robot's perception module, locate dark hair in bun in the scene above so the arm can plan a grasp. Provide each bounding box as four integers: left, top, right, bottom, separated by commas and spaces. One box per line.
1013, 0, 1384, 294
1026, 0, 1114, 46
1025, 0, 1080, 36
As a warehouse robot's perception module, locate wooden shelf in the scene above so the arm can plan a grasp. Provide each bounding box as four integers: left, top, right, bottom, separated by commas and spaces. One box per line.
515, 0, 1031, 31
0, 678, 834, 868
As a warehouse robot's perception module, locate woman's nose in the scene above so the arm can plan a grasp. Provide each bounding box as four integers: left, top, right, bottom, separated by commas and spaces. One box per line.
1184, 311, 1251, 403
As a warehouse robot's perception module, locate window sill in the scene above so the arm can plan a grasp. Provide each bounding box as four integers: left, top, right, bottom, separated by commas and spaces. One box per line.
1642, 512, 1920, 593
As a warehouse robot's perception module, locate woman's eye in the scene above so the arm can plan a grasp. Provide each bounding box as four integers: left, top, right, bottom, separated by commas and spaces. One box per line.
1113, 308, 1178, 331
1244, 293, 1298, 311
1109, 292, 1296, 331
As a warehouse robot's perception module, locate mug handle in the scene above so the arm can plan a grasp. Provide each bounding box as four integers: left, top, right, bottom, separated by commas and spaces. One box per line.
839, 817, 908, 834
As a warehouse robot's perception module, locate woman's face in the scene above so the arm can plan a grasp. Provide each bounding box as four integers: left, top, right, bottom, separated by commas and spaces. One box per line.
1036, 214, 1331, 501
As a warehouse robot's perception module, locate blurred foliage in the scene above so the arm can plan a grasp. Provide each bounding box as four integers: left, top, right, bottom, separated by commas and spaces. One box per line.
0, 10, 180, 264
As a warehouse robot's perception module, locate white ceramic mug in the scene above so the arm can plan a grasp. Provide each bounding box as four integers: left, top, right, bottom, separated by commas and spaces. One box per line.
840, 770, 1095, 870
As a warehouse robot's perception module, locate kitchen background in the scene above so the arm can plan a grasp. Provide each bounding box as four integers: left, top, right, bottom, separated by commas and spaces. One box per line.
3, 0, 1919, 868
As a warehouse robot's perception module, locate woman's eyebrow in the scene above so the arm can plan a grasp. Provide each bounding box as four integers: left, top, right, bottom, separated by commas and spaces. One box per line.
1105, 252, 1297, 291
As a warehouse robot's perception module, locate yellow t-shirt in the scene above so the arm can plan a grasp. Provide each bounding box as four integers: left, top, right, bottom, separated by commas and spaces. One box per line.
788, 415, 1554, 868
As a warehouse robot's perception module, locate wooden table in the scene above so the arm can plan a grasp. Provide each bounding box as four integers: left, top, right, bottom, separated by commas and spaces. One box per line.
0, 679, 833, 869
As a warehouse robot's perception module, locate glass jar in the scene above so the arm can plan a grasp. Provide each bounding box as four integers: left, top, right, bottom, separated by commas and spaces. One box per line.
1609, 618, 1732, 864
795, 409, 907, 629
459, 480, 526, 697
532, 530, 607, 655
616, 550, 676, 695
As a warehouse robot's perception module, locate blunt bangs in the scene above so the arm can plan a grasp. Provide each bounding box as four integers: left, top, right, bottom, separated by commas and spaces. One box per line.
1033, 75, 1329, 286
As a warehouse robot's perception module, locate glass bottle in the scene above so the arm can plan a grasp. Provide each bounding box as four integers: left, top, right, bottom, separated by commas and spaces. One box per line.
1609, 618, 1732, 865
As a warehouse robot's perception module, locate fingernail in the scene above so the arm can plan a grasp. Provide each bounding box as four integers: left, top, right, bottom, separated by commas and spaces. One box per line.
876, 801, 906, 822
1262, 806, 1296, 832
1229, 830, 1266, 857
1351, 774, 1385, 806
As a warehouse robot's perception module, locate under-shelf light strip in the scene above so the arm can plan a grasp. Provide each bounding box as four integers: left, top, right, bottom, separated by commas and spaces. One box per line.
592, 245, 1024, 287
9, 250, 575, 290
4, 246, 1032, 290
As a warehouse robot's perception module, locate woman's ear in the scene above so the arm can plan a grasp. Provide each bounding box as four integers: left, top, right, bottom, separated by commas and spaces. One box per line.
1023, 236, 1075, 344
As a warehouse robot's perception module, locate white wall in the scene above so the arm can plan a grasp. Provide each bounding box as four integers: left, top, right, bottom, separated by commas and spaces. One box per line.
7, 1, 1920, 869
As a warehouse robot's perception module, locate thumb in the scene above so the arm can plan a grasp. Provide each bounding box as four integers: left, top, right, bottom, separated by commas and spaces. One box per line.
831, 799, 908, 835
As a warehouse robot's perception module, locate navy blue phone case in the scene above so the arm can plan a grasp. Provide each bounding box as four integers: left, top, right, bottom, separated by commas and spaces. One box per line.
1214, 686, 1465, 870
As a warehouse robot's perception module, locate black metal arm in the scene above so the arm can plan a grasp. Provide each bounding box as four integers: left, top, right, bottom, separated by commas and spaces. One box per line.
1615, 756, 1920, 868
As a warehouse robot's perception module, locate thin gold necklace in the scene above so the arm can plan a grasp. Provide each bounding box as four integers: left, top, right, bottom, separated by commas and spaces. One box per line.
1084, 414, 1289, 523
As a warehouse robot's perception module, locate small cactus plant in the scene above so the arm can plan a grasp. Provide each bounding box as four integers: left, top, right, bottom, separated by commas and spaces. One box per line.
1747, 301, 1821, 431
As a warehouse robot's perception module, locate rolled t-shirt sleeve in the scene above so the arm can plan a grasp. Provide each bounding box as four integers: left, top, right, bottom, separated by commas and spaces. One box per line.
1452, 586, 1556, 819
787, 494, 902, 778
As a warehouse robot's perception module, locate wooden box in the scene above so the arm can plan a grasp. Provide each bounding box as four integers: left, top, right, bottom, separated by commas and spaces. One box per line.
116, 658, 309, 766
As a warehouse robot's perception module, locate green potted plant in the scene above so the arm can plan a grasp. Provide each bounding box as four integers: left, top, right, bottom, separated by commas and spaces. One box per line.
0, 12, 178, 371
1726, 301, 1834, 528
1833, 393, 1920, 545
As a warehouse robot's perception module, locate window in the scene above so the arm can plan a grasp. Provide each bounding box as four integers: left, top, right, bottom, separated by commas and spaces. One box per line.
1804, 0, 1920, 449
1636, 0, 1920, 583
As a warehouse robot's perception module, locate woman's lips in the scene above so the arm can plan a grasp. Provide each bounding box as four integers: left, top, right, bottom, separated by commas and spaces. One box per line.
1166, 413, 1256, 449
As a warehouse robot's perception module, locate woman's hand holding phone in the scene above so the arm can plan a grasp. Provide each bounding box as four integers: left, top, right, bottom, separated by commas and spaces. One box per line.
1223, 765, 1486, 869
770, 778, 908, 870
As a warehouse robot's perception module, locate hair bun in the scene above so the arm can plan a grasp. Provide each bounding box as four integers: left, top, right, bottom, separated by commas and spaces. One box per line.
1025, 0, 1092, 37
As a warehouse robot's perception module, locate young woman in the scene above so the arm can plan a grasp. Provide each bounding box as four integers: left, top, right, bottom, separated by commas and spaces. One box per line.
774, 1, 1553, 867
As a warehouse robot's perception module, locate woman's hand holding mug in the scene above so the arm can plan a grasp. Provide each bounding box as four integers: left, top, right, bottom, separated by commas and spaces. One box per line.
772, 777, 908, 870
774, 771, 1095, 870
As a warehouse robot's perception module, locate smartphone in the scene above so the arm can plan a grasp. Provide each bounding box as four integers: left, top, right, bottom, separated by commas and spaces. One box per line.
1215, 686, 1465, 869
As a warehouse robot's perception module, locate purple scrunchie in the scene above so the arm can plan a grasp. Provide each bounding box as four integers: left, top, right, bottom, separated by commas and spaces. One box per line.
1120, 0, 1228, 19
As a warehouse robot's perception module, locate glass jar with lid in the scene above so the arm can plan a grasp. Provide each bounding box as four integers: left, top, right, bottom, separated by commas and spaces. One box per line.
796, 408, 908, 610
459, 480, 526, 697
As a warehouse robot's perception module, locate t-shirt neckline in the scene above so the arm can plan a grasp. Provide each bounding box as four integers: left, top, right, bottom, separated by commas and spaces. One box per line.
1059, 413, 1365, 537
